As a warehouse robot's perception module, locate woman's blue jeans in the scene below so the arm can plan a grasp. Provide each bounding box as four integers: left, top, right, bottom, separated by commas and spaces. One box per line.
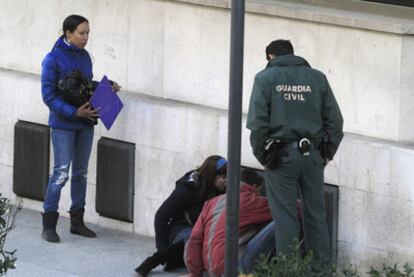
172, 227, 192, 244
43, 127, 94, 213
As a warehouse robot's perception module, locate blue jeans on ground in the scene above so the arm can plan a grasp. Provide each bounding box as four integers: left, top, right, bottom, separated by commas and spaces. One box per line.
172, 227, 192, 244
239, 221, 276, 274
43, 127, 94, 213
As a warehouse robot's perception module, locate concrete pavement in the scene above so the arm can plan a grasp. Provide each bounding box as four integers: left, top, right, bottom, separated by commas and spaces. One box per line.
4, 208, 187, 277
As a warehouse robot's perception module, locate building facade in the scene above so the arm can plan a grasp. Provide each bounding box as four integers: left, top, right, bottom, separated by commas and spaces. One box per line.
0, 0, 413, 273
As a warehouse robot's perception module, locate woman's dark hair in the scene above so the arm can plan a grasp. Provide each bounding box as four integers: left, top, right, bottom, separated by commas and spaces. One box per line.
265, 39, 294, 59
62, 15, 89, 38
197, 155, 227, 201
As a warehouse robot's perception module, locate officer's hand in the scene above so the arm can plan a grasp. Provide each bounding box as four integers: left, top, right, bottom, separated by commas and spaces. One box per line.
76, 102, 100, 121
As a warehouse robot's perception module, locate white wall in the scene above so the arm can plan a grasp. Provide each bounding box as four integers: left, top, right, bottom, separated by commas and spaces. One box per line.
330, 135, 414, 270
0, 0, 413, 273
1, 0, 412, 141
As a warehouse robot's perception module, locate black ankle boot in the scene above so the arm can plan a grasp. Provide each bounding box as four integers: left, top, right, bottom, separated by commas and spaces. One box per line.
135, 252, 165, 276
69, 208, 96, 238
163, 241, 185, 271
42, 212, 60, 243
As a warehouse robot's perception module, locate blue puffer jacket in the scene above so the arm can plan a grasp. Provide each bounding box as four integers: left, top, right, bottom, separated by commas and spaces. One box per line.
41, 36, 94, 130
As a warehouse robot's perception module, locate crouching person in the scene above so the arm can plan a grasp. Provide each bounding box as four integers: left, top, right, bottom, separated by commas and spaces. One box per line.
184, 168, 274, 276
135, 155, 227, 276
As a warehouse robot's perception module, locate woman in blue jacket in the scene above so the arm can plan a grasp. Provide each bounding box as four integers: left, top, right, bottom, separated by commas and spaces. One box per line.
41, 14, 119, 243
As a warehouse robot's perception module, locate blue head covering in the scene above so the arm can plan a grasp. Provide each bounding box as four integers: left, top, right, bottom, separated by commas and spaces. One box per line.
216, 157, 227, 172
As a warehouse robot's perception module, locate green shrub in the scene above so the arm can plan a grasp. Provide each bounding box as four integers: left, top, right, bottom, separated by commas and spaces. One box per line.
368, 263, 413, 277
252, 239, 413, 277
0, 193, 21, 276
252, 239, 346, 277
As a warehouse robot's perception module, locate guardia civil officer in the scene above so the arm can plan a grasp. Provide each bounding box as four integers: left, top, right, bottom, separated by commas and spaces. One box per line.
246, 39, 343, 267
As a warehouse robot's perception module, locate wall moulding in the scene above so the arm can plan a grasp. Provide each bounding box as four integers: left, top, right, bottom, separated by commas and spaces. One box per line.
171, 0, 414, 34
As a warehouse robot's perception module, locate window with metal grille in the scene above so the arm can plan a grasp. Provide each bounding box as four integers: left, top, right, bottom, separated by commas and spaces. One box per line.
95, 137, 135, 222
13, 120, 50, 201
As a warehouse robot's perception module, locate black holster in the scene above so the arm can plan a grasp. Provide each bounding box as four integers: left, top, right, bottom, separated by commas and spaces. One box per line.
264, 139, 288, 169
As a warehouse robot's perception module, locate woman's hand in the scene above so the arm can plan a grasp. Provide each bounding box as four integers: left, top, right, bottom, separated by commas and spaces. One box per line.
76, 102, 100, 121
112, 82, 121, 92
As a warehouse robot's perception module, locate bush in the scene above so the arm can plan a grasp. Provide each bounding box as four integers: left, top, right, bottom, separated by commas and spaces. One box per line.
252, 239, 413, 277
368, 263, 413, 277
0, 193, 22, 276
254, 237, 330, 277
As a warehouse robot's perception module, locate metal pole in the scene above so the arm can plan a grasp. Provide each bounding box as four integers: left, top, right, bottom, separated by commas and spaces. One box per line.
225, 0, 245, 276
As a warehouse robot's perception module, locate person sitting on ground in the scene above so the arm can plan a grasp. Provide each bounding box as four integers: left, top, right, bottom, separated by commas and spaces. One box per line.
135, 155, 227, 276
184, 168, 274, 276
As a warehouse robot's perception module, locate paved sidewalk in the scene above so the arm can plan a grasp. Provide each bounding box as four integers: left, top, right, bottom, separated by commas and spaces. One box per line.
4, 208, 187, 277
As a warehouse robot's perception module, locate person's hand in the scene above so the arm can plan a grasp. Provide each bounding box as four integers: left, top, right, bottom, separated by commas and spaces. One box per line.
112, 82, 121, 92
76, 102, 100, 121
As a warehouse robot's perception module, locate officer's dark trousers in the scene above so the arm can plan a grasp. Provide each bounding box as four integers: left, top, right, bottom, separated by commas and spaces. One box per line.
265, 146, 331, 266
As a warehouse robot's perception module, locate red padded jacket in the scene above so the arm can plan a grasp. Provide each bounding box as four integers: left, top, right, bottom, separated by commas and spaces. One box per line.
184, 184, 272, 277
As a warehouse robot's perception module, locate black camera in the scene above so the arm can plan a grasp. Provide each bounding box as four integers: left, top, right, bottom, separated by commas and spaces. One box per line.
57, 70, 95, 108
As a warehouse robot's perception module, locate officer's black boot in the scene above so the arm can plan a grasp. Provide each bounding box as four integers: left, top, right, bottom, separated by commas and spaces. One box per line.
69, 208, 96, 238
42, 212, 60, 243
135, 251, 166, 276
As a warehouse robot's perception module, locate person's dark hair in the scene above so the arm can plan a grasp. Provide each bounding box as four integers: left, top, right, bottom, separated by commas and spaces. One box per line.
62, 15, 89, 38
241, 168, 263, 187
197, 155, 227, 200
265, 39, 294, 60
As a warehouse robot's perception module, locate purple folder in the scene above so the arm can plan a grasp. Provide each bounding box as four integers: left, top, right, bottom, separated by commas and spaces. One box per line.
90, 76, 123, 130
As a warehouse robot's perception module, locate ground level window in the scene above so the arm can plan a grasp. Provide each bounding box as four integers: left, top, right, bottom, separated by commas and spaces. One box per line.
362, 0, 414, 7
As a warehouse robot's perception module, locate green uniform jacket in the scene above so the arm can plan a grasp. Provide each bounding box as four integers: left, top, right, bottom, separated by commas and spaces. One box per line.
246, 55, 344, 165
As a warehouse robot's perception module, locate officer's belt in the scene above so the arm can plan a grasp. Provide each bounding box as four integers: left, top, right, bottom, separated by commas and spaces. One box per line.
284, 140, 319, 149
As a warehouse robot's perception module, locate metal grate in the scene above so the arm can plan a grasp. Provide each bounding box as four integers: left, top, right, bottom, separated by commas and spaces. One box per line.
96, 137, 135, 222
324, 183, 339, 264
13, 120, 50, 201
